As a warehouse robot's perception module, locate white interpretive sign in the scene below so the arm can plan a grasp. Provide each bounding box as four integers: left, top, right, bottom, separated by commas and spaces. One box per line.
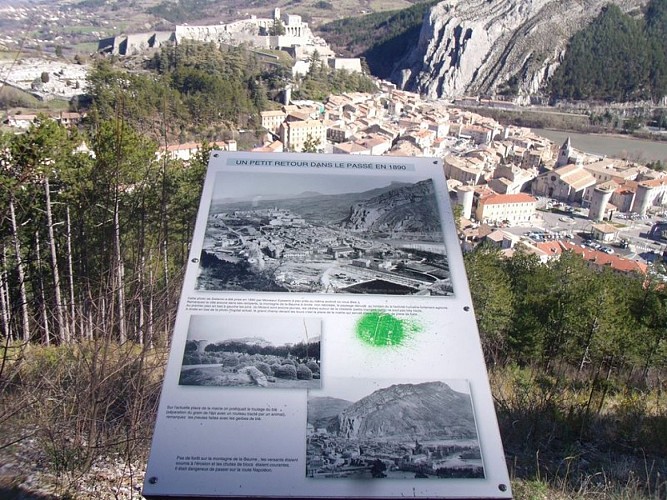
143, 152, 512, 499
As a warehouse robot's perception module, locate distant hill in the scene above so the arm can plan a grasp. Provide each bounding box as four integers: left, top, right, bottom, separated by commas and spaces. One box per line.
549, 1, 667, 102
139, 0, 425, 29
343, 179, 441, 234
323, 382, 477, 440
214, 181, 416, 226
217, 336, 274, 348
307, 396, 352, 430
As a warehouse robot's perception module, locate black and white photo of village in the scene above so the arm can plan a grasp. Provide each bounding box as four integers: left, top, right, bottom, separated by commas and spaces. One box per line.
196, 171, 452, 296
306, 379, 483, 479
179, 315, 321, 388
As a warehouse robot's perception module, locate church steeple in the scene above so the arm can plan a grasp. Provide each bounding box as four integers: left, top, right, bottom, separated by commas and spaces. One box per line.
557, 136, 572, 167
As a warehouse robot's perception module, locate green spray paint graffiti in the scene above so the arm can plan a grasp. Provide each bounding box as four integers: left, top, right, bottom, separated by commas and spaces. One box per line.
355, 311, 421, 347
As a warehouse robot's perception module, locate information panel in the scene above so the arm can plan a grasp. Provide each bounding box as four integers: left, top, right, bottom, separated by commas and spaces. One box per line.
143, 152, 511, 499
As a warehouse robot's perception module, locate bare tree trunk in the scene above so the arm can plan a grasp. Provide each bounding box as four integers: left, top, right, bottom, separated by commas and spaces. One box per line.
148, 257, 154, 348
162, 239, 169, 341
35, 232, 50, 346
9, 198, 30, 342
100, 294, 106, 340
161, 98, 170, 343
114, 197, 127, 343
44, 177, 69, 343
0, 246, 11, 340
66, 206, 76, 340
87, 302, 94, 340
137, 253, 145, 345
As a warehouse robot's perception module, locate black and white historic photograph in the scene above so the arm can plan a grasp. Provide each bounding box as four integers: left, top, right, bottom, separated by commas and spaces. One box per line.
196, 171, 452, 295
306, 378, 483, 479
179, 315, 321, 388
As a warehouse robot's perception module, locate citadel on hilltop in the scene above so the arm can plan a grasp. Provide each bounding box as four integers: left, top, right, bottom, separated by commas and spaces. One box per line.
97, 8, 362, 77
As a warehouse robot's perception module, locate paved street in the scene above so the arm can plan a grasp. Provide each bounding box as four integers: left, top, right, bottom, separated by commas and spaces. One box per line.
502, 197, 666, 264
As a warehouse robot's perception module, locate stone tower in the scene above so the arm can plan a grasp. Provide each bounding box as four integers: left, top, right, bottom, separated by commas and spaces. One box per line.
456, 185, 475, 220
589, 182, 615, 221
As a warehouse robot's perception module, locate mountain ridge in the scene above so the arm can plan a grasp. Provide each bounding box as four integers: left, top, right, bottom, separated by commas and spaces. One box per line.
323, 382, 477, 440
389, 0, 649, 101
343, 179, 441, 234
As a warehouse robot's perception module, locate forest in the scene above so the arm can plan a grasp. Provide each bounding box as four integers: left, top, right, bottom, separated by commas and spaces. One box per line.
465, 245, 667, 497
549, 0, 667, 103
0, 38, 378, 497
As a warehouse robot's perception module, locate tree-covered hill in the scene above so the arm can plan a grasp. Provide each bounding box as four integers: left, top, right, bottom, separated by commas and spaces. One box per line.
315, 0, 439, 79
78, 40, 375, 144
549, 0, 667, 102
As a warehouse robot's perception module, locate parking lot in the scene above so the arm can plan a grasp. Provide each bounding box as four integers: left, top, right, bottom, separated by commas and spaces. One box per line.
501, 198, 666, 264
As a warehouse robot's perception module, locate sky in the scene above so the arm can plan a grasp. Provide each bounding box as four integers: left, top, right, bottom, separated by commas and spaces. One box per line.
210, 170, 433, 201
309, 376, 471, 402
187, 314, 321, 345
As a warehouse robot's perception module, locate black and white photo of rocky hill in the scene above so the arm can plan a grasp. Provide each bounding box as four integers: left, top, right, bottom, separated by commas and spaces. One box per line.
196, 171, 452, 296
179, 315, 321, 389
306, 379, 483, 479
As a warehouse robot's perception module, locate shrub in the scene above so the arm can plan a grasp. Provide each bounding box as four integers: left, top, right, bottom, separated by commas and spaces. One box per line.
273, 364, 297, 380
254, 361, 272, 376
296, 364, 312, 380
221, 354, 239, 366
2, 341, 166, 480
306, 360, 319, 373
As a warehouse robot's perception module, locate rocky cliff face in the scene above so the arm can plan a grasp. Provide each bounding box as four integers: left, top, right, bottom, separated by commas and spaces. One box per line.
391, 0, 647, 101
328, 381, 477, 440
343, 180, 440, 233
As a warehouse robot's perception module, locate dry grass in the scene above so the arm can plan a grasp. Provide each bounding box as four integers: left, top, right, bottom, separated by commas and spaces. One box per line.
2, 347, 666, 498
0, 340, 168, 498
492, 365, 667, 499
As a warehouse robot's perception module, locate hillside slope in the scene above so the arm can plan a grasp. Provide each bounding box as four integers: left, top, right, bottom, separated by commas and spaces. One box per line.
389, 0, 648, 101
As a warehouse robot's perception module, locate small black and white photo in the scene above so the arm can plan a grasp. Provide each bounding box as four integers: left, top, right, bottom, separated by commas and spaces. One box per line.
196, 171, 452, 296
179, 315, 321, 389
306, 378, 483, 479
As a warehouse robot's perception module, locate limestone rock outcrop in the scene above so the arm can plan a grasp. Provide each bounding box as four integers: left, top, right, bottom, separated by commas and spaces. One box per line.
327, 381, 477, 440
343, 180, 440, 234
391, 0, 647, 101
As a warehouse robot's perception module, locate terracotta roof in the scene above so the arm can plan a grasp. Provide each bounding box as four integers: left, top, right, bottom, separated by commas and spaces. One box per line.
560, 167, 597, 190
534, 241, 563, 255
613, 178, 638, 193
560, 242, 647, 274
556, 163, 580, 175
639, 177, 667, 188
260, 110, 286, 117
481, 193, 537, 205
286, 119, 324, 129
591, 222, 618, 234
335, 142, 369, 154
